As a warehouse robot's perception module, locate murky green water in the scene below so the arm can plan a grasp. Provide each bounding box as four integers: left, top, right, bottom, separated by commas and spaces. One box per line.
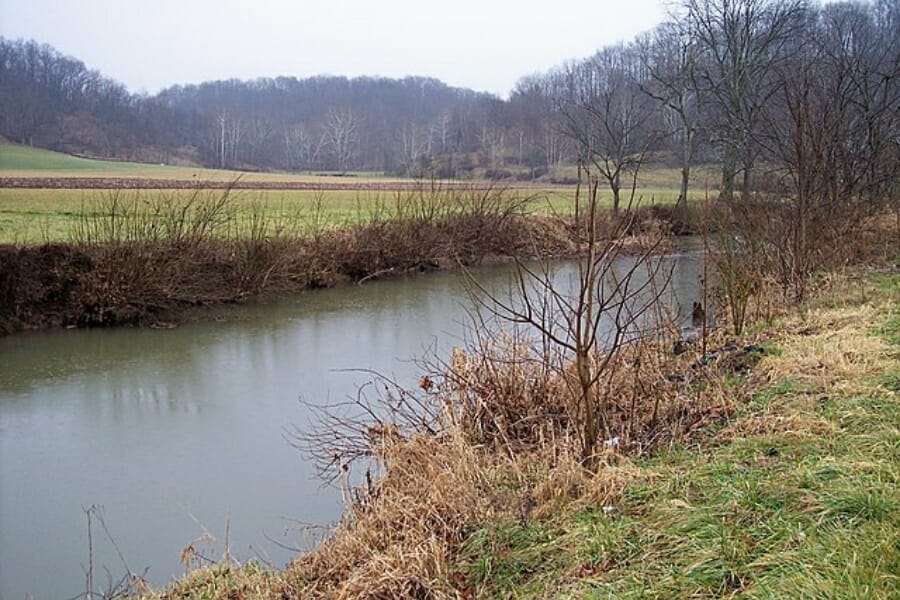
0, 246, 702, 600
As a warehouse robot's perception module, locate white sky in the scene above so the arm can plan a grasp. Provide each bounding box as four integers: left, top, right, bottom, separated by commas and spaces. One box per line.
0, 0, 666, 97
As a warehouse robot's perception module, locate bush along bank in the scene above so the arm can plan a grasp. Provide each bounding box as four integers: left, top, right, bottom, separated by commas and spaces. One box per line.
0, 185, 679, 336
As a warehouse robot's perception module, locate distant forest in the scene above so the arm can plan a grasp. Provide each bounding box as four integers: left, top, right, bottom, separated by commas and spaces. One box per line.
1, 0, 898, 191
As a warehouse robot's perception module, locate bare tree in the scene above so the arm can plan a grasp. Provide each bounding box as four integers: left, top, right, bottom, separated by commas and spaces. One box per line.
640, 22, 704, 210
284, 123, 328, 172
558, 45, 658, 213
683, 0, 804, 201
396, 122, 427, 176
429, 110, 453, 154
752, 0, 900, 300
478, 123, 506, 170
211, 110, 244, 169
470, 164, 673, 464
244, 114, 274, 166
323, 107, 361, 173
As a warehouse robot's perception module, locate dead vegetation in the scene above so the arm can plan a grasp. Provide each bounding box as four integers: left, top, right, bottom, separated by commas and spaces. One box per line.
304, 263, 896, 600
133, 249, 898, 599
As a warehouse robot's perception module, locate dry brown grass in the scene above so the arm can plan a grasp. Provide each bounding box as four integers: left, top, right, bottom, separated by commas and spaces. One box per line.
142, 563, 285, 600
719, 411, 838, 439
131, 254, 899, 600
286, 431, 495, 599
760, 303, 893, 396
282, 429, 659, 599
529, 450, 647, 520
131, 302, 778, 599
271, 325, 742, 598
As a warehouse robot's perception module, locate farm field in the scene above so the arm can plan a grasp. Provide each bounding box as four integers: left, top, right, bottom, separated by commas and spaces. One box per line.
0, 142, 403, 184
0, 143, 691, 243
0, 187, 689, 244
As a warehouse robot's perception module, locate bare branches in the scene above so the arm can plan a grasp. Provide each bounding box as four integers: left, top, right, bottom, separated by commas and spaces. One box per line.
680, 0, 806, 200
288, 372, 442, 483
639, 22, 704, 209
323, 108, 361, 173
466, 162, 675, 465
555, 45, 660, 213
77, 505, 149, 600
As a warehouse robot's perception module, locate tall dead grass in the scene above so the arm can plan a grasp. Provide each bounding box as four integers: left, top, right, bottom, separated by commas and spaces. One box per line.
133, 228, 898, 599
280, 321, 745, 598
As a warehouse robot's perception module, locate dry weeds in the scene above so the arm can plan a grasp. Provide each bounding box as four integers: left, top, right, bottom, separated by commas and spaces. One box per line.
131, 222, 898, 599
760, 303, 893, 396
719, 412, 838, 439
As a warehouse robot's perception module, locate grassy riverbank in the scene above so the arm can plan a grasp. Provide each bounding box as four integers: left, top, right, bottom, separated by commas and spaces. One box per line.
129, 264, 898, 599
0, 184, 687, 335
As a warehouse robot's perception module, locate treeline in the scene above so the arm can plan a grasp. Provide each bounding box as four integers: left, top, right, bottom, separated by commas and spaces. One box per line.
528, 0, 900, 209
1, 0, 898, 192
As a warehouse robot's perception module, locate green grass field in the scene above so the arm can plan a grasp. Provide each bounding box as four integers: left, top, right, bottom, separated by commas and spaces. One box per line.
0, 188, 688, 244
0, 142, 692, 243
0, 142, 402, 183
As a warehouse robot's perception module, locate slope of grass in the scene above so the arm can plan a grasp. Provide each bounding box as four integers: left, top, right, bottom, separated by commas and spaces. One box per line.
0, 142, 142, 171
0, 142, 401, 182
457, 273, 900, 599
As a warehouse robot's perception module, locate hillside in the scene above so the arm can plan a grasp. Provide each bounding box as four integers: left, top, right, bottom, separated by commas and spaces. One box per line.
0, 142, 401, 183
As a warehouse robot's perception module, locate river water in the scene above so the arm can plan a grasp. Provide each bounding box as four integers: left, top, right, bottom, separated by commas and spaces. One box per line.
0, 245, 702, 600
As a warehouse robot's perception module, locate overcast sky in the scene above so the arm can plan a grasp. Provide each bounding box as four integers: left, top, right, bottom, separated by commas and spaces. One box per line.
0, 0, 666, 97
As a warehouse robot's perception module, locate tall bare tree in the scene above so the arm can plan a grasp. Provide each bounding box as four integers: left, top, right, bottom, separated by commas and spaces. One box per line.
753, 0, 900, 299
640, 22, 704, 210
396, 122, 427, 176
558, 45, 658, 213
683, 0, 804, 200
323, 107, 361, 172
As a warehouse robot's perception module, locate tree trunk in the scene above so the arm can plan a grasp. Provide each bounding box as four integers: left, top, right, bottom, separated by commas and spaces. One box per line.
679, 126, 692, 210
679, 165, 690, 210
720, 145, 737, 202
741, 163, 752, 201
612, 171, 621, 214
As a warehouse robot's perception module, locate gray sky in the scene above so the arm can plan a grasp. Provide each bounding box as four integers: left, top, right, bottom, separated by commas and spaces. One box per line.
0, 0, 666, 97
